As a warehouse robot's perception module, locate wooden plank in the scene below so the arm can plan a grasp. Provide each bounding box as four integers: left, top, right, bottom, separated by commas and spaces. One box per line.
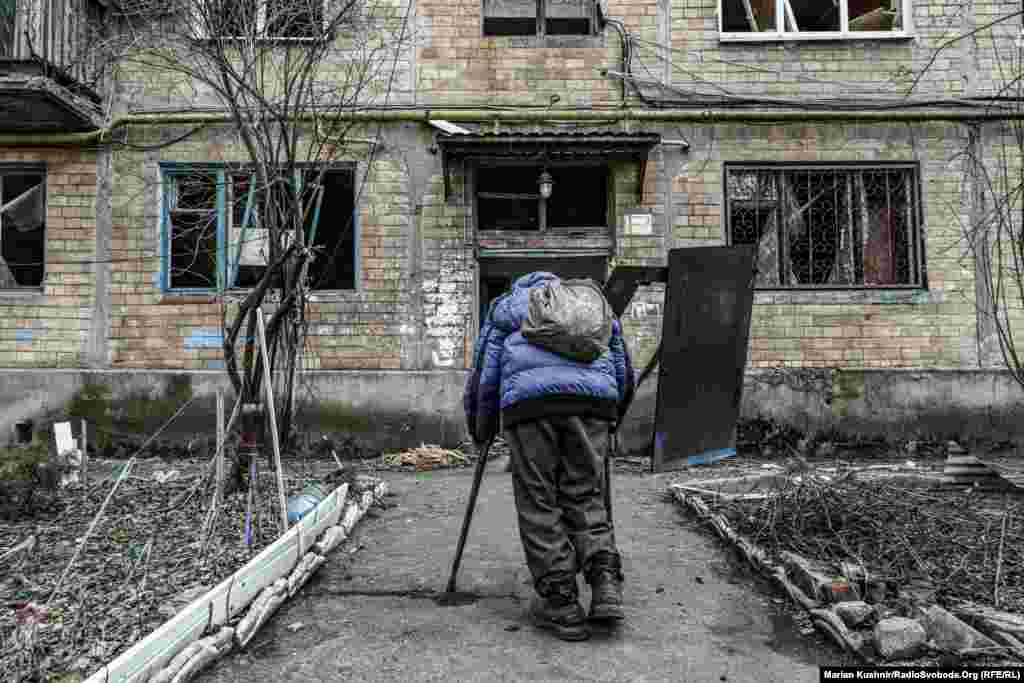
256, 307, 289, 533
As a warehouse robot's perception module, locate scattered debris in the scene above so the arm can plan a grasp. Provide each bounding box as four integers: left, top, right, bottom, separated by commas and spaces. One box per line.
0, 457, 341, 682
382, 444, 468, 470
152, 469, 180, 484
672, 470, 1024, 666
873, 617, 927, 660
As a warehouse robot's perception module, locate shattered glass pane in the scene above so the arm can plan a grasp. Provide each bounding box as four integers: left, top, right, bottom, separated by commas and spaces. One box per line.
726, 166, 917, 288
786, 0, 840, 32
721, 0, 777, 32
0, 173, 45, 288
727, 170, 780, 286
848, 0, 901, 31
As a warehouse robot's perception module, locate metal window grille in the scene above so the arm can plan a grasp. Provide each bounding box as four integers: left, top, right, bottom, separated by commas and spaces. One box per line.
725, 164, 923, 289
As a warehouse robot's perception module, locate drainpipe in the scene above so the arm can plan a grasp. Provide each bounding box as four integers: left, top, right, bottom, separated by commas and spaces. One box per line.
3, 107, 1024, 147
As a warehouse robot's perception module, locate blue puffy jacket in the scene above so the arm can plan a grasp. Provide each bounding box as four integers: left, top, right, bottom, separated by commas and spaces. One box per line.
464, 271, 636, 444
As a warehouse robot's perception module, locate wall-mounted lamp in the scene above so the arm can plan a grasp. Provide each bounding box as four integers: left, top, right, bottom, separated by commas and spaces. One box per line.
538, 170, 553, 199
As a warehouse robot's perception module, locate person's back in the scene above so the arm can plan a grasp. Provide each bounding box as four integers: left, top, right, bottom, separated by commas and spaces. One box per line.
464, 271, 635, 641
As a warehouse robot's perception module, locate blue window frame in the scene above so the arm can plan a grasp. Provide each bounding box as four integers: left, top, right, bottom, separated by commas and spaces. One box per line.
160, 163, 357, 293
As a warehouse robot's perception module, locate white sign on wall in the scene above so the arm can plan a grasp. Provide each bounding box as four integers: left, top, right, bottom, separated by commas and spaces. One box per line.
625, 213, 653, 236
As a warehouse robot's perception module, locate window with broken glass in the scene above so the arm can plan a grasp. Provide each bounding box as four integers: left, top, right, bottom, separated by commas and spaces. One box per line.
719, 0, 909, 39
483, 0, 595, 37
0, 169, 46, 290
162, 165, 356, 293
203, 0, 326, 40
475, 164, 608, 232
725, 165, 923, 288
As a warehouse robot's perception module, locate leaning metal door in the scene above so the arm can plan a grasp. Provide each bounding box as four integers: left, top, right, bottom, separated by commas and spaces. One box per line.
652, 246, 756, 472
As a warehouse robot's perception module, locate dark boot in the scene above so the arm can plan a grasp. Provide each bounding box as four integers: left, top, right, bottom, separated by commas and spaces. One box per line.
530, 572, 589, 641
586, 552, 624, 622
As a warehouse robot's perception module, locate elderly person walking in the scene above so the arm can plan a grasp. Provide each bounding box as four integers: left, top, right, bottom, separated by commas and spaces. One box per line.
464, 271, 635, 641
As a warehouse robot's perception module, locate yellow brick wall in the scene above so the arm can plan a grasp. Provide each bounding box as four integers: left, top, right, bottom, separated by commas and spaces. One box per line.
107, 128, 411, 370
0, 148, 98, 368
670, 122, 976, 370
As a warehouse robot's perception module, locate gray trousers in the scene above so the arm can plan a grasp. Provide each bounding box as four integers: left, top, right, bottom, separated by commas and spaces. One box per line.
504, 416, 619, 588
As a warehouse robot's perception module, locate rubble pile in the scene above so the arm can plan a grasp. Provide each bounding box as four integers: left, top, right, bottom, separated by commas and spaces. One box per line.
382, 444, 468, 470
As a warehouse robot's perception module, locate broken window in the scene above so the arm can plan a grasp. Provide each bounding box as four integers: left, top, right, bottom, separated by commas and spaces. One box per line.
726, 165, 922, 288
166, 171, 219, 290
546, 0, 593, 36
476, 164, 608, 232
483, 0, 594, 37
207, 0, 325, 39
720, 0, 904, 36
163, 165, 356, 292
0, 170, 46, 289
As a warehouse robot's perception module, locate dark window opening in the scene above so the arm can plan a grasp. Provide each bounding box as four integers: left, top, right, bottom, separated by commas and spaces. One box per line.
484, 0, 592, 37
168, 172, 218, 290
483, 0, 537, 36
721, 0, 777, 32
477, 166, 542, 231
0, 172, 45, 288
210, 0, 323, 39
266, 0, 323, 38
164, 165, 356, 293
477, 164, 608, 232
726, 165, 921, 289
305, 168, 357, 290
545, 0, 592, 35
212, 0, 257, 37
547, 165, 607, 227
722, 0, 902, 34
483, 17, 537, 35
787, 0, 839, 31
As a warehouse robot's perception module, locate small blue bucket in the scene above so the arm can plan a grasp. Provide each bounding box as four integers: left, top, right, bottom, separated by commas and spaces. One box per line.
287, 484, 328, 524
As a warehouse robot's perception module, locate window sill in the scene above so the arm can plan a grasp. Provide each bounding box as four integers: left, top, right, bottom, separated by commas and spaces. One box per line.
159, 292, 221, 304
754, 288, 941, 305
482, 35, 606, 49
0, 288, 45, 303
199, 35, 328, 44
719, 31, 914, 44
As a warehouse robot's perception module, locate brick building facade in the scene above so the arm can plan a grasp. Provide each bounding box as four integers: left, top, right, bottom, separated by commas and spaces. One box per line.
2, 0, 1023, 449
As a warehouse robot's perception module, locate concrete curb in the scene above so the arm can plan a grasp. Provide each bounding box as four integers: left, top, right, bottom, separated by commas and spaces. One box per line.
84, 478, 389, 683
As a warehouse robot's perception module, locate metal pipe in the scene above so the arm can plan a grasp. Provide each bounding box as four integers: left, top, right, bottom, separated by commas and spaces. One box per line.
2, 106, 1024, 147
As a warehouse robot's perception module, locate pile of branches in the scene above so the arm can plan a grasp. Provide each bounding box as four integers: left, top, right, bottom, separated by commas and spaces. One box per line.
719, 477, 1024, 613
382, 444, 468, 470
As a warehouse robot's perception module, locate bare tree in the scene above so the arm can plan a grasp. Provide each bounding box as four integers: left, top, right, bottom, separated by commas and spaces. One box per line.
951, 17, 1024, 392
100, 0, 411, 483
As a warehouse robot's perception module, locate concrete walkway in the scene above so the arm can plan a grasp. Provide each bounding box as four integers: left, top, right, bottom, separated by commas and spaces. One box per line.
199, 467, 851, 682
